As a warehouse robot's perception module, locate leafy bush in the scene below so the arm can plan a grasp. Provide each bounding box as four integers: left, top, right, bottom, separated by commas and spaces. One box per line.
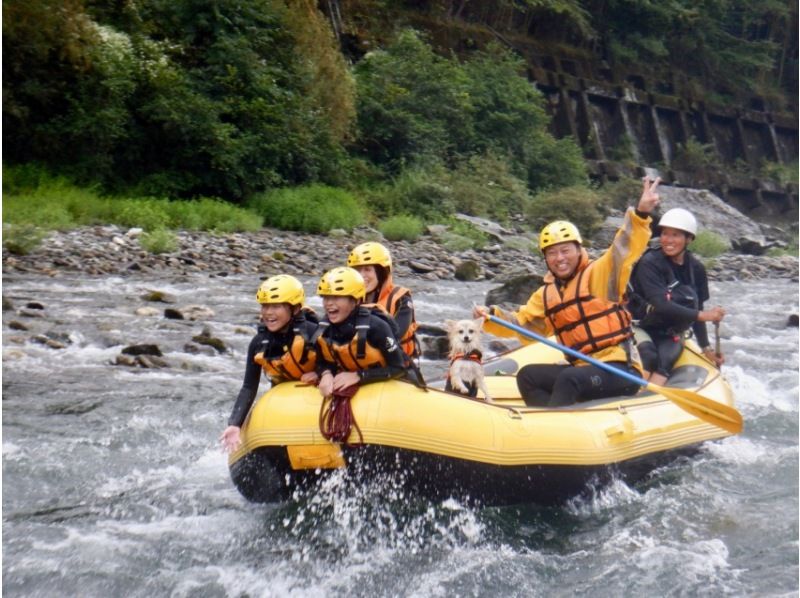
526, 186, 604, 239
4, 0, 353, 200
379, 215, 424, 242
139, 228, 178, 254
439, 233, 476, 252
248, 185, 364, 233
2, 173, 104, 229
440, 218, 490, 250
117, 200, 171, 231
689, 231, 730, 257
353, 32, 585, 193
760, 160, 799, 186
766, 245, 799, 257
163, 198, 262, 233
672, 138, 721, 172
366, 166, 454, 220
3, 223, 46, 255
447, 153, 532, 221
2, 163, 54, 194
595, 176, 642, 212
3, 166, 262, 232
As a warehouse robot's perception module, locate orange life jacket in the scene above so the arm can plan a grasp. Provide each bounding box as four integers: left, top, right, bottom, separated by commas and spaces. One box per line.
315, 307, 389, 372
376, 282, 419, 358
449, 349, 483, 365
542, 263, 632, 361
253, 319, 317, 381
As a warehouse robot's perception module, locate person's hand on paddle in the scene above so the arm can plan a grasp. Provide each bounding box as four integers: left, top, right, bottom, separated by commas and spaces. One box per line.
332, 371, 360, 392
698, 306, 725, 323
473, 305, 490, 319
637, 176, 661, 214
219, 425, 241, 453
702, 345, 725, 367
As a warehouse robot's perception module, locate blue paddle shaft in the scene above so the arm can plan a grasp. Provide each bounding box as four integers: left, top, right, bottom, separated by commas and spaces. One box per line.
486, 315, 645, 388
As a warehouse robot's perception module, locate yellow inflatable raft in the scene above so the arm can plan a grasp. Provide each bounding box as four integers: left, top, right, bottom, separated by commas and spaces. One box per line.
228, 339, 738, 506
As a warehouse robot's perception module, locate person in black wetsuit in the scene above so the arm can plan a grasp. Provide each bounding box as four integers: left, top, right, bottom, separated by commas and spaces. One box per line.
346, 242, 420, 359
220, 274, 319, 453
628, 208, 726, 386
314, 267, 410, 398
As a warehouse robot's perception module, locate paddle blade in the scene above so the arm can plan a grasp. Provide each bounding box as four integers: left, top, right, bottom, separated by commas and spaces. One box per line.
647, 383, 743, 434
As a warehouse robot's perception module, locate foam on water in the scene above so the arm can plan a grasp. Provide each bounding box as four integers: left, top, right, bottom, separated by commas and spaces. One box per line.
705, 434, 797, 465
3, 275, 797, 596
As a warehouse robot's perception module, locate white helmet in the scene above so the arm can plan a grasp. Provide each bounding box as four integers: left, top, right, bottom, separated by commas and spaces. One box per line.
658, 208, 697, 237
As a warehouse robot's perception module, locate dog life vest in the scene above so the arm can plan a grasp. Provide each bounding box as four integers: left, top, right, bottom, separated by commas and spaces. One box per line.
253, 317, 317, 380
542, 264, 633, 361
315, 306, 391, 371
376, 285, 419, 358
449, 349, 482, 366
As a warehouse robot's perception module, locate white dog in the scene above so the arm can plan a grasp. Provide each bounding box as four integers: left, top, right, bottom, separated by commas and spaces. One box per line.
444, 318, 492, 402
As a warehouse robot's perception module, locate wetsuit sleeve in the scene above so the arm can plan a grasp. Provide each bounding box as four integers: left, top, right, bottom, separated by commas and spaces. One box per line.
393, 294, 414, 340
360, 317, 407, 384
692, 313, 710, 348
227, 335, 264, 427
483, 286, 553, 341
635, 256, 701, 323
692, 260, 711, 347
589, 207, 653, 302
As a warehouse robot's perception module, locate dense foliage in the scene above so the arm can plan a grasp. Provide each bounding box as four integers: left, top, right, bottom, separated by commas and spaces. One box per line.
396, 0, 797, 103
3, 0, 352, 200
3, 0, 796, 238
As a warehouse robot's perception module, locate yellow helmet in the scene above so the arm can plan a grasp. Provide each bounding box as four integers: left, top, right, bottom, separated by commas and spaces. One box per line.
347, 242, 392, 270
317, 267, 366, 301
539, 221, 583, 251
256, 275, 305, 306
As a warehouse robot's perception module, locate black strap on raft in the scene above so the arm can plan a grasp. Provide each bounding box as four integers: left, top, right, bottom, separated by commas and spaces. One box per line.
355, 307, 371, 360
404, 355, 427, 389
293, 311, 316, 365
308, 320, 329, 348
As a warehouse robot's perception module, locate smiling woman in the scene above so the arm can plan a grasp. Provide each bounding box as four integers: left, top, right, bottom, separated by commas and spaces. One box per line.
219, 274, 320, 453
628, 208, 727, 387
315, 267, 412, 400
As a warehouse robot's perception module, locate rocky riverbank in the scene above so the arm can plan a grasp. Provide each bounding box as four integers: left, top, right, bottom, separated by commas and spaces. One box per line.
2, 224, 797, 285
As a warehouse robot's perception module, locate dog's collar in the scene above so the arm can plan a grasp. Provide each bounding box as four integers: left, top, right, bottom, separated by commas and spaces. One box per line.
450, 349, 483, 364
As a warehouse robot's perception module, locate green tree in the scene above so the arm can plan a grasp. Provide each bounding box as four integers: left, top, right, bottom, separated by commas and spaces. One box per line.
3, 0, 355, 200
353, 31, 585, 191
588, 0, 794, 100
353, 29, 473, 171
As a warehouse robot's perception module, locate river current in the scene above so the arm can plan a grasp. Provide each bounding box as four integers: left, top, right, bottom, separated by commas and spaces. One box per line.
2, 272, 798, 597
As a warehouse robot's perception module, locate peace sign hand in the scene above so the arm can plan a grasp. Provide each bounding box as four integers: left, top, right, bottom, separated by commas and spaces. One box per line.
637, 176, 661, 214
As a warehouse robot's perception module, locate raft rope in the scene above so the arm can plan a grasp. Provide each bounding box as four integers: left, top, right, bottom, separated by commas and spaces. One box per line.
318, 385, 363, 447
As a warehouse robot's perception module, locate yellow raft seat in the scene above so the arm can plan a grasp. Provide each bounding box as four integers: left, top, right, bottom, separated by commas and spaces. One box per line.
228, 339, 737, 506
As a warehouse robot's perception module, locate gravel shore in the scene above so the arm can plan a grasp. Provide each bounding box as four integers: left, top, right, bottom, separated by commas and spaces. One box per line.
2, 225, 797, 283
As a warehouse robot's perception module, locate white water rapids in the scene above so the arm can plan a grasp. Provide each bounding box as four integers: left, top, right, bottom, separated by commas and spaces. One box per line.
2, 273, 797, 596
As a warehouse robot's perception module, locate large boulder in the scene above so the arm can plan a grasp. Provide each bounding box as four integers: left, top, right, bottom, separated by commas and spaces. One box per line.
591, 186, 776, 255
453, 213, 514, 242
485, 273, 544, 308
454, 260, 481, 281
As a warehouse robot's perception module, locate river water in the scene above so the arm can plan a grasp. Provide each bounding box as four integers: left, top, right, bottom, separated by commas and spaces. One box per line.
2, 272, 797, 597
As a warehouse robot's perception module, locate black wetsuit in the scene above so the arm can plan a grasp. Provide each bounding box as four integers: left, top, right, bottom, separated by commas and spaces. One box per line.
316, 307, 408, 383
629, 247, 711, 377
227, 313, 318, 427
